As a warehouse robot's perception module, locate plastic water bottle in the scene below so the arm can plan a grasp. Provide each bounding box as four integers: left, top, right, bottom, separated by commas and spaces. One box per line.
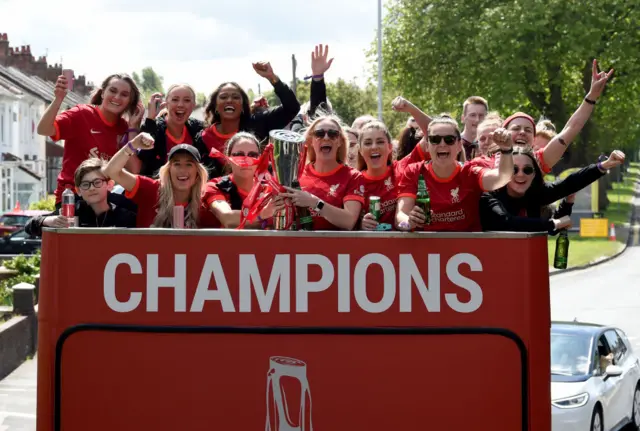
61, 186, 76, 227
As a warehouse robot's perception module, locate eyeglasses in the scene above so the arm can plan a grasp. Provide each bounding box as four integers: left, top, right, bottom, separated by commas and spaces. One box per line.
313, 128, 340, 139
79, 178, 107, 190
231, 151, 260, 158
428, 135, 457, 145
514, 165, 535, 175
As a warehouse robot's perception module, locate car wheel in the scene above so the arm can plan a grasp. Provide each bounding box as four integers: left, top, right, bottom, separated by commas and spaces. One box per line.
590, 406, 603, 431
633, 384, 640, 429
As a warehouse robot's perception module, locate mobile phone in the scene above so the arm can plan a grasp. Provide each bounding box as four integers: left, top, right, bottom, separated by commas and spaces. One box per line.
62, 69, 74, 91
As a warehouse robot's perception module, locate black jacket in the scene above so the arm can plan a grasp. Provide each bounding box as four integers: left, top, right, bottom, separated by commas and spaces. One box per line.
139, 117, 205, 177
195, 79, 301, 179
26, 194, 137, 237
289, 78, 328, 133
480, 164, 605, 233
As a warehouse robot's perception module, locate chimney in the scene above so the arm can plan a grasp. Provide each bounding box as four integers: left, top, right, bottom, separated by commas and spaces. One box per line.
30, 55, 48, 80
11, 44, 35, 75
46, 62, 62, 83
0, 33, 9, 66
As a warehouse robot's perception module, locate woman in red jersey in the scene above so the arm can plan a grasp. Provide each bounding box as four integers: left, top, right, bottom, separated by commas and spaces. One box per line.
37, 73, 143, 207
138, 84, 203, 176
357, 121, 399, 231
276, 116, 365, 230
395, 116, 514, 232
196, 61, 300, 178
103, 134, 208, 228
202, 132, 275, 228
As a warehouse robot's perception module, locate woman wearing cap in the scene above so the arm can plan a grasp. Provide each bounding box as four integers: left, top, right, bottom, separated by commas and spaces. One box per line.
395, 116, 514, 232
137, 84, 204, 177
196, 61, 300, 178
201, 132, 275, 228
479, 147, 625, 233
37, 72, 143, 208
103, 133, 208, 228
274, 115, 365, 231
503, 60, 613, 174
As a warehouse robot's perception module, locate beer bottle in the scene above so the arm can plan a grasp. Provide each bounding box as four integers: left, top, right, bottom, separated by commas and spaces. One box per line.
369, 196, 381, 221
415, 174, 431, 224
553, 230, 570, 269
292, 180, 313, 231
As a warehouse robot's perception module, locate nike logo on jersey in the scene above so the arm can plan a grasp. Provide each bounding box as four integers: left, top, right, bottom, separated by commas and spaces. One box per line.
90, 129, 101, 134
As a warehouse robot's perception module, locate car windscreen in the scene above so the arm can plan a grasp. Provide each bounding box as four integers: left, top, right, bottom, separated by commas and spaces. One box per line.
551, 332, 592, 377
0, 215, 30, 226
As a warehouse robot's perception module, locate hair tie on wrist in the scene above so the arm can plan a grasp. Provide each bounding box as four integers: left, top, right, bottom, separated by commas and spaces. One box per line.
584, 97, 597, 105
499, 148, 514, 154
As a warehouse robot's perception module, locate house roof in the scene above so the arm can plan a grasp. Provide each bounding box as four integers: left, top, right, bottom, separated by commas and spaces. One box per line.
0, 74, 23, 98
0, 64, 87, 107
1, 153, 43, 180
18, 164, 42, 181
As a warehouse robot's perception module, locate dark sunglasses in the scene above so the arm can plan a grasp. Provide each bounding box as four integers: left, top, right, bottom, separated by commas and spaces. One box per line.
231, 151, 260, 158
514, 165, 535, 175
79, 178, 107, 190
428, 135, 457, 145
314, 128, 340, 139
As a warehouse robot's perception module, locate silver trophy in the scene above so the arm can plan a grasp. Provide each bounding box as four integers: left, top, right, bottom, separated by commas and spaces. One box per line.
270, 129, 306, 230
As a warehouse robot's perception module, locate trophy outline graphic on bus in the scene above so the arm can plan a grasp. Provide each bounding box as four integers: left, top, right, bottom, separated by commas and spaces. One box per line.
265, 356, 313, 431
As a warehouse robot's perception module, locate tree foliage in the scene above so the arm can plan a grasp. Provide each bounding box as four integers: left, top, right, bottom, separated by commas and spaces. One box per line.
132, 67, 165, 104
378, 0, 640, 167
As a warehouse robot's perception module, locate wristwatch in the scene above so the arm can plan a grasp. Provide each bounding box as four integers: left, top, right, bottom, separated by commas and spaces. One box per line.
315, 199, 325, 212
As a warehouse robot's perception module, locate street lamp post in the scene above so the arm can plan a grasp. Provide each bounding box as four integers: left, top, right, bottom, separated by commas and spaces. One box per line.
377, 0, 383, 121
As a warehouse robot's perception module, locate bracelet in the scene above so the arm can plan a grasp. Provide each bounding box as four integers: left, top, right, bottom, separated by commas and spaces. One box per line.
125, 141, 140, 156
584, 97, 597, 105
558, 137, 567, 146
597, 161, 606, 172
303, 74, 324, 80
499, 148, 514, 154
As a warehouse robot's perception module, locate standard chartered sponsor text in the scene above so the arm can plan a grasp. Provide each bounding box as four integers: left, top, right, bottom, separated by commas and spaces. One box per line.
103, 252, 483, 314
432, 209, 465, 223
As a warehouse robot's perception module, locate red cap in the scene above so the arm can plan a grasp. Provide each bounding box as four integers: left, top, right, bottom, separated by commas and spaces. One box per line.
503, 112, 536, 135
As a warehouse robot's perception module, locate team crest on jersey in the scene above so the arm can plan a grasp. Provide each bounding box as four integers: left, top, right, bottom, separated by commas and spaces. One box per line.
358, 185, 365, 195
384, 176, 394, 191
329, 183, 340, 197
450, 187, 460, 203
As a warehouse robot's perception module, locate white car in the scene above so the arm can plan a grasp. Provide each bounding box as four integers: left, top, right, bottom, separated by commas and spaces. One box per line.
551, 321, 640, 431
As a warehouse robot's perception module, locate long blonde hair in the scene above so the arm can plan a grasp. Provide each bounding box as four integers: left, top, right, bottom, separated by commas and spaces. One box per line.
152, 157, 208, 228
304, 115, 348, 165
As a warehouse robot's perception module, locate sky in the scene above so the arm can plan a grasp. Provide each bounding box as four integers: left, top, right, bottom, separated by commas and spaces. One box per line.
0, 0, 381, 97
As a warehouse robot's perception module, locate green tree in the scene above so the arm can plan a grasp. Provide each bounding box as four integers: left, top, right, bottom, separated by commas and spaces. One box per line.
196, 92, 208, 107
377, 0, 640, 167
132, 67, 165, 104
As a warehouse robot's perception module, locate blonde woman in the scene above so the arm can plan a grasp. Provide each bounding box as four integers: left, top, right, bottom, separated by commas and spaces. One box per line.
276, 115, 365, 230
103, 133, 208, 228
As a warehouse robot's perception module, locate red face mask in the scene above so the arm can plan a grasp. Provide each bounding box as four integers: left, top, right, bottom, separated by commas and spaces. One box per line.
230, 156, 259, 168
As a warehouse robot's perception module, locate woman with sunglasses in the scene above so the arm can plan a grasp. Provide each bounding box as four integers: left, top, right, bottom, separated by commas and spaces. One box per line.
395, 115, 514, 232
479, 147, 625, 232
276, 115, 364, 230
202, 132, 275, 228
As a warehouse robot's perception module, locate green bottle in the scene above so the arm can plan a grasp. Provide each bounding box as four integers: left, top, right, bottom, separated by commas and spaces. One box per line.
553, 230, 570, 269
415, 174, 431, 224
292, 180, 314, 231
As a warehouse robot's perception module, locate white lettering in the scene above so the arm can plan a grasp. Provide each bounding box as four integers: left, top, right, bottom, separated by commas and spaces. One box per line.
399, 254, 440, 312
445, 253, 483, 313
296, 254, 333, 312
146, 254, 187, 312
239, 255, 290, 312
354, 254, 395, 313
104, 253, 143, 312
338, 254, 350, 312
191, 255, 235, 312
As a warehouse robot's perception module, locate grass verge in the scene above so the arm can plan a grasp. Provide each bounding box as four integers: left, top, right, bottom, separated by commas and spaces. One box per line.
548, 234, 624, 268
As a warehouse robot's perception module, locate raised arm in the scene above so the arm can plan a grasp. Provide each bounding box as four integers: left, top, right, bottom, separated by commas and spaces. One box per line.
542, 60, 613, 169
251, 61, 301, 132
480, 128, 514, 191
391, 96, 433, 136
102, 133, 155, 192
308, 44, 332, 116
37, 75, 68, 137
